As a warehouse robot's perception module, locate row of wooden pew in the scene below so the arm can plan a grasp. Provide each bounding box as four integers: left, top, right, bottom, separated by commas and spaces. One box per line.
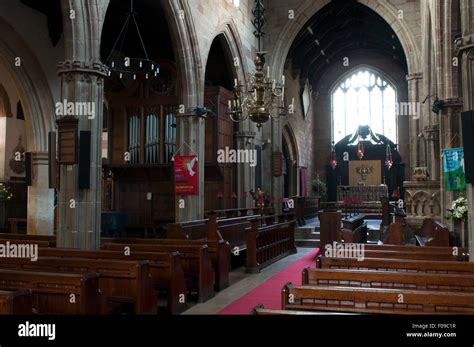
0, 210, 298, 315
254, 242, 474, 315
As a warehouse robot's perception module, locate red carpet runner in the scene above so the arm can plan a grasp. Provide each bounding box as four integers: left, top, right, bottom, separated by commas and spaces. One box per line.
218, 248, 319, 315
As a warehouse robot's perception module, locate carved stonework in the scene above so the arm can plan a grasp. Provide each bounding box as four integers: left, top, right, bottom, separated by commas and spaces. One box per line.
57, 60, 109, 77
406, 72, 423, 81
404, 181, 442, 227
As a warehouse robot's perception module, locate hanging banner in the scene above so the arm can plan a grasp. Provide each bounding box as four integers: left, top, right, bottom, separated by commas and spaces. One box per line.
443, 148, 466, 191
174, 155, 199, 195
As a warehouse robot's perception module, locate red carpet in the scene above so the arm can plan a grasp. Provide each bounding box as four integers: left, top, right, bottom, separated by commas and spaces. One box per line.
218, 249, 320, 315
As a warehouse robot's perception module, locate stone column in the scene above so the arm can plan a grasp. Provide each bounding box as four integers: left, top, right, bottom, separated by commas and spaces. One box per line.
406, 73, 423, 174
175, 112, 205, 222
235, 130, 256, 208
458, 0, 474, 257
461, 46, 474, 258
27, 152, 54, 235
56, 61, 107, 249
439, 99, 463, 233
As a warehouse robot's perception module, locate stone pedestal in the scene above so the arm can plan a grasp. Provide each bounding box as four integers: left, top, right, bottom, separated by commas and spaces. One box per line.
27, 152, 54, 235
404, 180, 441, 228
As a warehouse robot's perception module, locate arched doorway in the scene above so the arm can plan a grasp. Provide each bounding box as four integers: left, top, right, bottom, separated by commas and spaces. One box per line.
203, 34, 237, 211
281, 1, 409, 198
282, 125, 298, 199
100, 0, 180, 232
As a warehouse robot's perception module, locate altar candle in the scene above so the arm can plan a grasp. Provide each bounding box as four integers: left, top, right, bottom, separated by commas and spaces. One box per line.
234, 78, 238, 87
267, 66, 270, 79
272, 80, 276, 90
282, 75, 286, 86
228, 100, 232, 109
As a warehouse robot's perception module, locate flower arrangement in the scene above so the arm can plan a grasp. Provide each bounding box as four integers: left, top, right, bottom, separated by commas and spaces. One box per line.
446, 194, 468, 222
0, 183, 13, 201
311, 179, 328, 201
250, 188, 272, 206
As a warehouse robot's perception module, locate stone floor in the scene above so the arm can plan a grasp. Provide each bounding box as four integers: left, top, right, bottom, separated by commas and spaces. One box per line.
182, 247, 315, 315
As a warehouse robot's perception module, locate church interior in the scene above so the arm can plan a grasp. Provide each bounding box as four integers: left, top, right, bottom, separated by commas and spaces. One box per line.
1, 0, 474, 339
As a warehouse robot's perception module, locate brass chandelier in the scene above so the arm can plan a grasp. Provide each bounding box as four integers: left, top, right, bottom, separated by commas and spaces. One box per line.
227, 0, 293, 129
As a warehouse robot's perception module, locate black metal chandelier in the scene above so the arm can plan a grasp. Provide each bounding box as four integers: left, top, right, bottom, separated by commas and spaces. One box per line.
104, 0, 160, 80
227, 0, 294, 129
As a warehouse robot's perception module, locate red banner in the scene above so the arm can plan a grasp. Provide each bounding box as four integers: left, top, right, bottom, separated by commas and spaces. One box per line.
174, 155, 199, 195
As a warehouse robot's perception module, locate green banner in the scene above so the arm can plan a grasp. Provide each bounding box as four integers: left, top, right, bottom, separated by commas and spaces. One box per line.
443, 148, 466, 191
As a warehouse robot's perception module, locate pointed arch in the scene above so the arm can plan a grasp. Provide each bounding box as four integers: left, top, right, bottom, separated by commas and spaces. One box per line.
0, 17, 54, 151
270, 0, 420, 79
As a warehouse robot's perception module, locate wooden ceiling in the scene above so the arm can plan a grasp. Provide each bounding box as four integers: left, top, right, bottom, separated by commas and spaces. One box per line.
287, 0, 407, 85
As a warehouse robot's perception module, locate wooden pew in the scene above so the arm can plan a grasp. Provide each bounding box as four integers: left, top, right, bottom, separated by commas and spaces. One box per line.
341, 243, 465, 253
282, 283, 474, 314
319, 211, 342, 248
252, 304, 357, 315
0, 257, 156, 314
104, 235, 231, 291
355, 250, 463, 261
302, 268, 474, 292
0, 269, 103, 314
0, 238, 54, 248
317, 256, 474, 274
0, 290, 32, 314
0, 233, 55, 241
337, 243, 469, 257
245, 216, 297, 273
101, 243, 215, 303
415, 218, 450, 247
38, 248, 187, 314
205, 207, 260, 219
341, 214, 367, 243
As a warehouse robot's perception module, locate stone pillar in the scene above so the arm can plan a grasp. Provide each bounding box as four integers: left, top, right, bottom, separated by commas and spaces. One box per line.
406, 73, 423, 174
235, 131, 256, 208
271, 118, 284, 214
458, 0, 474, 257
175, 112, 205, 222
27, 152, 54, 235
439, 99, 463, 233
56, 61, 107, 249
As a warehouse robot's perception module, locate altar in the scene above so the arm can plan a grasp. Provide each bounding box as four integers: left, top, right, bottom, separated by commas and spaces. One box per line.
337, 185, 388, 203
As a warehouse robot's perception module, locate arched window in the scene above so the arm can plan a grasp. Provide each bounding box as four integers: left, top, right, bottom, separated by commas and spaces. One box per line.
332, 69, 397, 143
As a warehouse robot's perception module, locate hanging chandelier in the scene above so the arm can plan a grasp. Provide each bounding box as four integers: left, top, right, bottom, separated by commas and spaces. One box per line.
104, 0, 160, 81
227, 0, 294, 129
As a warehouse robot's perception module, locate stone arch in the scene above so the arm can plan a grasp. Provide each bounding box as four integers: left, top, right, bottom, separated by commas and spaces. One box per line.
162, 0, 204, 108
270, 0, 421, 78
0, 83, 12, 118
208, 21, 249, 87
282, 124, 300, 165
0, 17, 54, 151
